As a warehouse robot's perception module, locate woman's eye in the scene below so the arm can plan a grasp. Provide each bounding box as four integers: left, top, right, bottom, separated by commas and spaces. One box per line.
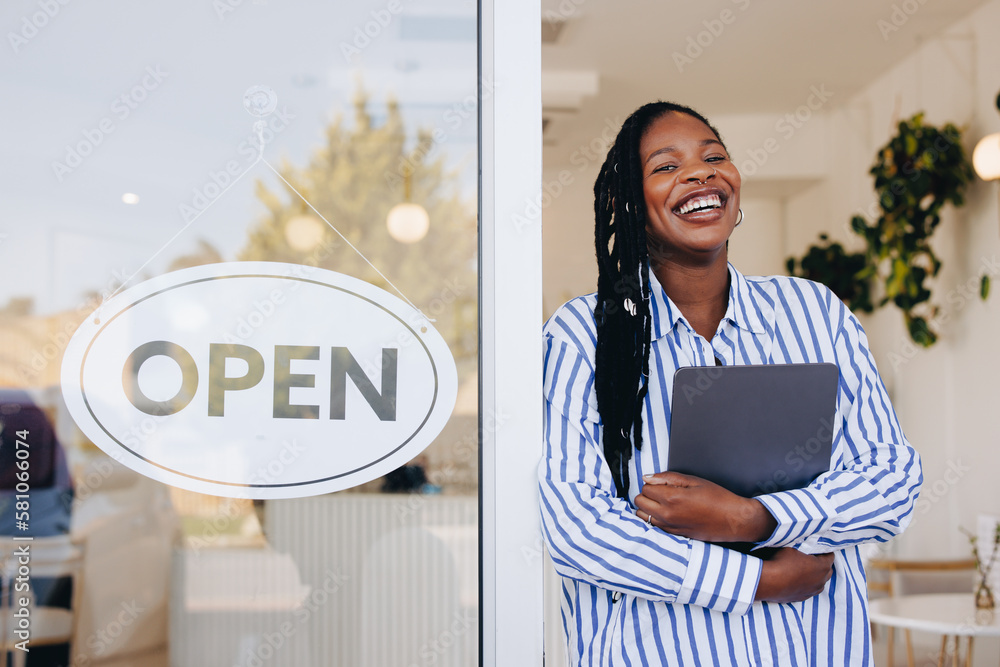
652, 164, 676, 173
706, 155, 726, 163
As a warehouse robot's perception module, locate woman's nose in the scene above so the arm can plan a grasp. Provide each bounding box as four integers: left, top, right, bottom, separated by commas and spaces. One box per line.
684, 166, 715, 183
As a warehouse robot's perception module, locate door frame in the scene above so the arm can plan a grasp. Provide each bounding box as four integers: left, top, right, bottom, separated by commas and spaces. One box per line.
479, 1, 544, 665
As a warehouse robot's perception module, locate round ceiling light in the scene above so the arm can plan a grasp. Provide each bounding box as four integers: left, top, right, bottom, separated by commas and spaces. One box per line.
386, 203, 430, 244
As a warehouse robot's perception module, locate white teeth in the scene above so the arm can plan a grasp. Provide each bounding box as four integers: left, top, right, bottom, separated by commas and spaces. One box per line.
677, 194, 722, 214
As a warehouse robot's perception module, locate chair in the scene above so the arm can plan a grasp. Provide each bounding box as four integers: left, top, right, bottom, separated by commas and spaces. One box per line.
1, 535, 83, 667
0, 390, 81, 666
868, 557, 976, 667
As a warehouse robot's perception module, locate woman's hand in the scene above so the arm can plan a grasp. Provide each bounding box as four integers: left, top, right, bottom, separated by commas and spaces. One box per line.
754, 548, 835, 603
634, 471, 777, 543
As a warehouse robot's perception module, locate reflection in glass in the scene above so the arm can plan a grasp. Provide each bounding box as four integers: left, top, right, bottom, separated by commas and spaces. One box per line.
0, 1, 479, 664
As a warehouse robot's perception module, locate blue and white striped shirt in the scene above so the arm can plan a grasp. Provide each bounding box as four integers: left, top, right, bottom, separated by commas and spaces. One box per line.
539, 263, 922, 666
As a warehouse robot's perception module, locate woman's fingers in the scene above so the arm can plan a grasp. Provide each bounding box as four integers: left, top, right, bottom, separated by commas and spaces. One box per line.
633, 494, 658, 518
641, 471, 693, 486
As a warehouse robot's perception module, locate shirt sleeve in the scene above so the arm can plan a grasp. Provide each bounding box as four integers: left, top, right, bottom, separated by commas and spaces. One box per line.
753, 310, 923, 553
538, 332, 762, 615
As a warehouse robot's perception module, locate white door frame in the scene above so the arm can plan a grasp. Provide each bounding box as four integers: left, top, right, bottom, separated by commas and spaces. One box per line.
479, 1, 544, 665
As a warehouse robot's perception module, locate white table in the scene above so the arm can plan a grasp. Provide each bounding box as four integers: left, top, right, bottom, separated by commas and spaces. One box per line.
869, 593, 1000, 667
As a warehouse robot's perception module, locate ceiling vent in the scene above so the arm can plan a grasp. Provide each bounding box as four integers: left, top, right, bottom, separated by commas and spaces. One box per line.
541, 70, 598, 143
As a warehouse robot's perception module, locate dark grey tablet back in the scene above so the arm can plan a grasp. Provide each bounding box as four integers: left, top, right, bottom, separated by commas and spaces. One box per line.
667, 363, 839, 498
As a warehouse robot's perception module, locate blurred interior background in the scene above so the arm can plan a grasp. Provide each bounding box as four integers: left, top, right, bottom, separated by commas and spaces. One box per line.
1, 0, 999, 665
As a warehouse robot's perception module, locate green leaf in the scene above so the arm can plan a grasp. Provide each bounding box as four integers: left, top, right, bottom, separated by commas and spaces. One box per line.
855, 264, 875, 279
831, 113, 972, 347
908, 316, 936, 347
982, 274, 991, 300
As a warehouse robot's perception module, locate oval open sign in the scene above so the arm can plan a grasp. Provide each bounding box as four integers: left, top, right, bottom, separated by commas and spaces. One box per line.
60, 262, 458, 498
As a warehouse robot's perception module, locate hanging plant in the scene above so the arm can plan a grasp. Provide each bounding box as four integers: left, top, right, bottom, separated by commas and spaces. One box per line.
852, 113, 977, 346
786, 234, 873, 314
789, 113, 984, 347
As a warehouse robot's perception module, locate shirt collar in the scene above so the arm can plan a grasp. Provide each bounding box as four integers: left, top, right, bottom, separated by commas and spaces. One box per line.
647, 262, 771, 340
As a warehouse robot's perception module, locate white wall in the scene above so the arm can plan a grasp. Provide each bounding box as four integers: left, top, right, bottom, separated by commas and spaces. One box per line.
727, 198, 786, 277
543, 0, 1000, 560
541, 165, 598, 317
785, 0, 1000, 559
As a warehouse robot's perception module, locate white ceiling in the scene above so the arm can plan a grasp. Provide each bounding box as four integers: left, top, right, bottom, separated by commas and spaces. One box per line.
541, 0, 990, 166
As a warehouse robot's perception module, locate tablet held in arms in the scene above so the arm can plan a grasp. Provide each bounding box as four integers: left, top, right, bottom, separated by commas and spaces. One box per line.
668, 363, 839, 499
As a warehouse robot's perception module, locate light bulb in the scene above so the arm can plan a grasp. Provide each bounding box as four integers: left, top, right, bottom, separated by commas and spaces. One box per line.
284, 215, 325, 251
386, 203, 430, 243
973, 133, 1000, 181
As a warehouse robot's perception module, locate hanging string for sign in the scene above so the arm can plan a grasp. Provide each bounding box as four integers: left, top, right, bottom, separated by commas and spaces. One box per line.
93, 85, 433, 329
259, 160, 431, 326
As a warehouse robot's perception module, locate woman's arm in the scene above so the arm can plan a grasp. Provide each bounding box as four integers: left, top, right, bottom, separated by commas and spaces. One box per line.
754, 548, 834, 602
540, 330, 765, 614
751, 311, 922, 553
635, 309, 922, 555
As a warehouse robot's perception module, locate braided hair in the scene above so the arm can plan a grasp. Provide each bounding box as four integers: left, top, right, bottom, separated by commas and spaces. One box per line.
593, 101, 725, 501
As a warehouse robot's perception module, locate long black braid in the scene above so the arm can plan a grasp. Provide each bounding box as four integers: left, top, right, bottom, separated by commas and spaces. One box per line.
593, 101, 725, 501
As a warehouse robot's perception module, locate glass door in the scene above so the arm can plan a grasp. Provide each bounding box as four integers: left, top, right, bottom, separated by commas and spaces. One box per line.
1, 1, 542, 665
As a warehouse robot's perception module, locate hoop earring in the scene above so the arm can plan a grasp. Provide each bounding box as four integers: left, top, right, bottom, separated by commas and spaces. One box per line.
735, 208, 744, 227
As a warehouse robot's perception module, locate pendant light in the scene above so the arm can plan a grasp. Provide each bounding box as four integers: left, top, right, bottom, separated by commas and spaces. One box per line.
386, 170, 429, 244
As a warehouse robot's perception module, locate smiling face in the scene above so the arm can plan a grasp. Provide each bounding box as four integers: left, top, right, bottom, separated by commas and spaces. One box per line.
639, 111, 741, 266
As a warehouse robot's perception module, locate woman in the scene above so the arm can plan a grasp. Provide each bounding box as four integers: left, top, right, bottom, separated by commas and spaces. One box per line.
538, 102, 922, 666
